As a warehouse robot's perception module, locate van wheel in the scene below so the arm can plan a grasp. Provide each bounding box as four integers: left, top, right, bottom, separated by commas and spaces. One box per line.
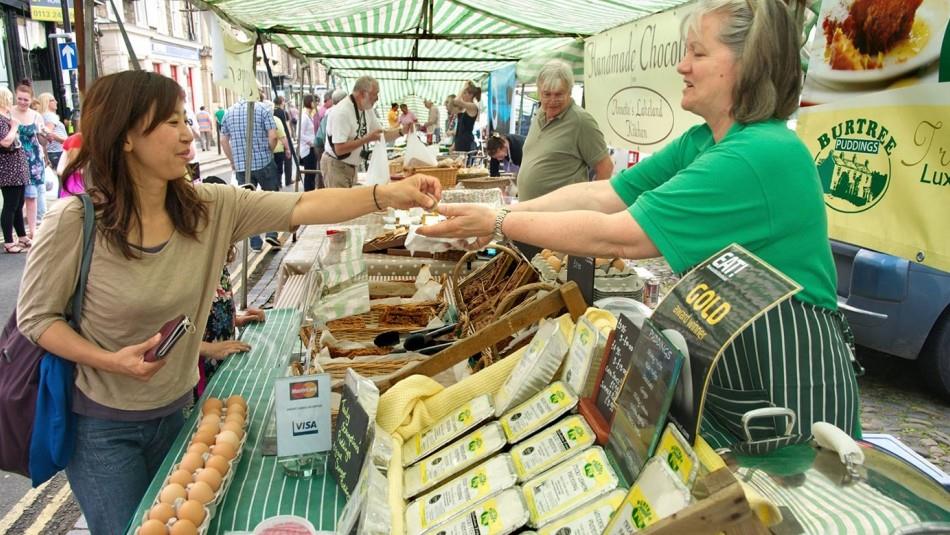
920, 311, 950, 401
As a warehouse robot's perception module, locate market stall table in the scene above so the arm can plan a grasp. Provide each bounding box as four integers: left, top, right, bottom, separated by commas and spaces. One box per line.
125, 309, 347, 535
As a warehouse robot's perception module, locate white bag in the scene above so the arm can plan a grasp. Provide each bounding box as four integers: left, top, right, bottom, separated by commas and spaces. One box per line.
365, 135, 390, 186
404, 132, 437, 168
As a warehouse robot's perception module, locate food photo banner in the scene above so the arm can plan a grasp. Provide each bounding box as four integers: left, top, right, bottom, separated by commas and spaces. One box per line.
797, 0, 950, 272
583, 2, 701, 153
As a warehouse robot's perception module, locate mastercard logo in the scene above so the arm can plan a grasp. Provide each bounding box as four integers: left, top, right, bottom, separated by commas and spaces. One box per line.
290, 381, 318, 400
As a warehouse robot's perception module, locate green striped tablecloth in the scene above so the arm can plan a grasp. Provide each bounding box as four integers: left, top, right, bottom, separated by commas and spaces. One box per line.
126, 308, 347, 534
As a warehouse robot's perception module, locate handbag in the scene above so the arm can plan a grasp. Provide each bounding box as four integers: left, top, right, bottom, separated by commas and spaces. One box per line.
0, 194, 95, 484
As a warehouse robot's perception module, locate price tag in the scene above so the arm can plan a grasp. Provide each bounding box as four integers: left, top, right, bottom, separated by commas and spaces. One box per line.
594, 313, 640, 421
331, 384, 371, 496
567, 256, 596, 305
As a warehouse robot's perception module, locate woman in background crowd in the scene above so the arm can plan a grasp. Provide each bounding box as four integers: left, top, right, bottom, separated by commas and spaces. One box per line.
0, 86, 29, 253
38, 92, 68, 171
12, 80, 47, 240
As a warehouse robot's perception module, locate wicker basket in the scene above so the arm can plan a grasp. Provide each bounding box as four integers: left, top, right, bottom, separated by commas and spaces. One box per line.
406, 166, 459, 188
388, 160, 404, 177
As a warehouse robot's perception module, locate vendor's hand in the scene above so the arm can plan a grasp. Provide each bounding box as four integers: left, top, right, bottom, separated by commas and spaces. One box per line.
112, 334, 166, 381
380, 174, 442, 210
364, 128, 383, 143
418, 204, 495, 240
235, 307, 266, 327
201, 340, 252, 361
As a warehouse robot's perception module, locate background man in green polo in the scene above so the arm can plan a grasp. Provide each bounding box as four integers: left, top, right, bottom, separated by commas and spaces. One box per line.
517, 60, 614, 202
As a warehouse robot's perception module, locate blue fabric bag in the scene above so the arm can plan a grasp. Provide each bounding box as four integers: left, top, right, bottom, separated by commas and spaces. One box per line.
27, 194, 95, 486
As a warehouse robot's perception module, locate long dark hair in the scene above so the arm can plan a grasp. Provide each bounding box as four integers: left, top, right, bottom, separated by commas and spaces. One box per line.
62, 71, 208, 259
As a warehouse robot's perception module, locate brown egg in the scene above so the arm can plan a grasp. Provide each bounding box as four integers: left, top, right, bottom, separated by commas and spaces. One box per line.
201, 398, 223, 415
595, 258, 610, 268
225, 395, 246, 409
169, 518, 198, 535
159, 483, 187, 504
611, 258, 626, 271
224, 404, 246, 418
199, 414, 221, 428
224, 411, 245, 425
192, 430, 216, 447
148, 502, 175, 523
186, 442, 209, 456
194, 467, 222, 492
215, 430, 240, 449
168, 468, 193, 487
187, 480, 215, 504
197, 423, 220, 437
205, 454, 230, 477
139, 519, 169, 535
176, 499, 206, 526
179, 452, 204, 473
211, 441, 237, 461
221, 421, 245, 440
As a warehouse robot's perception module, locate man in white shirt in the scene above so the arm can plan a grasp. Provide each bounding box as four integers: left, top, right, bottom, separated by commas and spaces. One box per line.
423, 99, 441, 143
323, 76, 397, 188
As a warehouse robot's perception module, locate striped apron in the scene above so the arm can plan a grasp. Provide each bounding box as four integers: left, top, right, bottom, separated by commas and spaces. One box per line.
700, 298, 862, 455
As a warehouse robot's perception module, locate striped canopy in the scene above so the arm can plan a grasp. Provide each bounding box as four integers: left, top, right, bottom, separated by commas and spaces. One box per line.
199, 0, 692, 106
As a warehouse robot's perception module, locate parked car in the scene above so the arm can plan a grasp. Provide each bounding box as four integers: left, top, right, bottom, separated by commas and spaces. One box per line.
831, 240, 950, 399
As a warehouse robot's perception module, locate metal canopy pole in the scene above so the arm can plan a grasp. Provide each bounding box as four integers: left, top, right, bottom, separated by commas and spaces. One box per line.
240, 41, 259, 310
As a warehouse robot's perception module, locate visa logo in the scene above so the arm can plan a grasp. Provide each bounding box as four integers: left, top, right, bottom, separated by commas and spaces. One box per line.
292, 420, 320, 436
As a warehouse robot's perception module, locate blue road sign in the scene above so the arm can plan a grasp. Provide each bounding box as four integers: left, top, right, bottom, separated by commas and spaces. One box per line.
58, 42, 77, 70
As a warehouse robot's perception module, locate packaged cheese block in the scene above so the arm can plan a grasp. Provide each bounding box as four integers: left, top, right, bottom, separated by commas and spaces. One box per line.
420, 488, 530, 535
603, 456, 691, 534
501, 382, 579, 444
402, 394, 495, 466
536, 489, 626, 535
654, 423, 699, 488
405, 454, 519, 534
494, 315, 573, 416
510, 414, 595, 481
522, 447, 620, 527
404, 422, 508, 499
559, 316, 604, 396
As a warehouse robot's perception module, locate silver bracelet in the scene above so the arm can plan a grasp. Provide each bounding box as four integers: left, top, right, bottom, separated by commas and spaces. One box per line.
492, 208, 511, 242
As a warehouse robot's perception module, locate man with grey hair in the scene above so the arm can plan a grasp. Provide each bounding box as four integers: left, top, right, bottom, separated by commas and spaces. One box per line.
423, 99, 441, 143
517, 60, 613, 202
324, 76, 398, 188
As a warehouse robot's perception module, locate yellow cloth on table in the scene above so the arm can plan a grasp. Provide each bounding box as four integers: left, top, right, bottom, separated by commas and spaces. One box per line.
377, 347, 525, 439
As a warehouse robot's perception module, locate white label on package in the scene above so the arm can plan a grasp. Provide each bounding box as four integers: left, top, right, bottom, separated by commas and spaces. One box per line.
512, 415, 594, 480
537, 489, 626, 535
421, 489, 529, 535
409, 455, 517, 531
501, 382, 578, 443
404, 395, 494, 465
523, 447, 618, 526
405, 423, 507, 498
561, 317, 599, 394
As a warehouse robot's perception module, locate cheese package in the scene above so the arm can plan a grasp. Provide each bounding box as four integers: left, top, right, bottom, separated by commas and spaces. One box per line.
494, 315, 573, 416
510, 415, 595, 481
420, 488, 530, 535
603, 456, 692, 534
405, 454, 519, 534
404, 422, 508, 498
501, 382, 579, 444
536, 489, 626, 535
654, 423, 699, 488
559, 316, 603, 396
402, 394, 495, 466
522, 447, 620, 527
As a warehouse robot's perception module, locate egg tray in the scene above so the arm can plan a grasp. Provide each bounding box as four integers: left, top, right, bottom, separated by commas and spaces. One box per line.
137, 410, 249, 534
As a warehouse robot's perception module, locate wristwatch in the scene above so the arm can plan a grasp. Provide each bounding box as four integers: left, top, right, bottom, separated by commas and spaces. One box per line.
492, 208, 511, 242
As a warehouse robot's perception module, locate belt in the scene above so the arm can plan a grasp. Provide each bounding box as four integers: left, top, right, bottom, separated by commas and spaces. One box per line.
328, 154, 356, 168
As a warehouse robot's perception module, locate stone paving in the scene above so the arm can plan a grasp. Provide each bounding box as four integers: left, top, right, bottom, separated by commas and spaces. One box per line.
633, 257, 950, 475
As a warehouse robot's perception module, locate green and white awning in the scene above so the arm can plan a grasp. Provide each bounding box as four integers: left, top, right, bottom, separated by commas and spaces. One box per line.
199, 0, 692, 104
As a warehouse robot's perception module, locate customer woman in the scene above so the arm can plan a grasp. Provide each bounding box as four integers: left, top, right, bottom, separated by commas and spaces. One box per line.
0, 87, 29, 253
298, 94, 318, 190
38, 92, 68, 171
17, 71, 440, 534
12, 80, 47, 240
450, 82, 480, 154
421, 0, 859, 454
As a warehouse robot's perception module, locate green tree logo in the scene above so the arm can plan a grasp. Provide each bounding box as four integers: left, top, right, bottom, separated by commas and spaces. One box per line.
468, 437, 483, 452
566, 426, 585, 441
457, 409, 472, 423
583, 460, 604, 478
667, 447, 684, 472
631, 500, 653, 529
470, 473, 487, 489
480, 507, 498, 526
549, 390, 566, 404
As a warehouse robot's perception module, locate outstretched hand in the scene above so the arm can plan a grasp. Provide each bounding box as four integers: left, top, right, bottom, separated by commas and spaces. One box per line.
381, 174, 442, 210
418, 204, 496, 244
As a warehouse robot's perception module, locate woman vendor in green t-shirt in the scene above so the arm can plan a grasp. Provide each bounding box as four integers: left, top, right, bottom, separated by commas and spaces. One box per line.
420, 0, 861, 454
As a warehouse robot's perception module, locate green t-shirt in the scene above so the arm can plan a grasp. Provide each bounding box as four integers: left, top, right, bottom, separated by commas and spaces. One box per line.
517, 102, 609, 201
215, 108, 226, 124
611, 120, 837, 309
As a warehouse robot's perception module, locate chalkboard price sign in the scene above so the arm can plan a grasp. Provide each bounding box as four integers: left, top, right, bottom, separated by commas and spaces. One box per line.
567, 256, 595, 306
594, 313, 641, 421
331, 384, 371, 496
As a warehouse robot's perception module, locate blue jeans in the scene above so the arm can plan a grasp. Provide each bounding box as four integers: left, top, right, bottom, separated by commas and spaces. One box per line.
236, 159, 280, 249
66, 411, 184, 535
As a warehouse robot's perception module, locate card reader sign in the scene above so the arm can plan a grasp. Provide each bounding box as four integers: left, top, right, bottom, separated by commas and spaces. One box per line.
290, 380, 318, 400
293, 419, 320, 436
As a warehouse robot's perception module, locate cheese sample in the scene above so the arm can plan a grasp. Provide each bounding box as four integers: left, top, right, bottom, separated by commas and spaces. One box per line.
420, 488, 530, 535
501, 382, 579, 444
603, 457, 691, 534
405, 454, 518, 534
537, 489, 626, 535
402, 394, 495, 466
522, 447, 620, 527
494, 315, 573, 416
511, 415, 595, 481
404, 422, 507, 499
